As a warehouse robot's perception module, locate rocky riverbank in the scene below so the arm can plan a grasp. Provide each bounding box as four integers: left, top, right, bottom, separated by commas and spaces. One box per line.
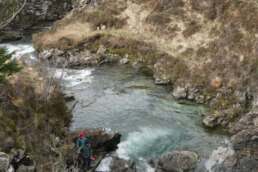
32, 0, 258, 171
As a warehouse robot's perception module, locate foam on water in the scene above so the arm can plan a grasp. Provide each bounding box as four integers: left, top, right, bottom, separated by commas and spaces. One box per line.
0, 43, 36, 60
117, 127, 170, 160
0, 42, 94, 88
54, 68, 94, 88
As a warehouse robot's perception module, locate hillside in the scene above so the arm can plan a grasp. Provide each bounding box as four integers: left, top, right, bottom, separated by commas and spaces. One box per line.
34, 0, 258, 129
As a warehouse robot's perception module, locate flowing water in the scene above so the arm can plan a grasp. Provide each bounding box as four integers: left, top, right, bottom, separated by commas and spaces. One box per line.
1, 41, 228, 171
58, 65, 227, 170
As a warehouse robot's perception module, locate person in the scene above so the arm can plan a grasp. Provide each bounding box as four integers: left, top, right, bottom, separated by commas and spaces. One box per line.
76, 131, 88, 152
80, 141, 92, 170
76, 131, 92, 171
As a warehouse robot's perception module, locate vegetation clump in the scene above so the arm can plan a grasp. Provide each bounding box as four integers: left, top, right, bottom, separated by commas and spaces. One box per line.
0, 48, 21, 82
0, 63, 71, 170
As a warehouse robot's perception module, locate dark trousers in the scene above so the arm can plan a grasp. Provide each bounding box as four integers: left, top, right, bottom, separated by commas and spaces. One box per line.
82, 157, 91, 169
78, 154, 91, 171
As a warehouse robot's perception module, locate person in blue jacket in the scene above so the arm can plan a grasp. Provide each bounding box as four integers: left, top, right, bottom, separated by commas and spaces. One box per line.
76, 131, 92, 171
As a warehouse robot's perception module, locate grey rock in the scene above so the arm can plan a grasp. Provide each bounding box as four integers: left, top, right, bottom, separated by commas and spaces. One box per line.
231, 128, 258, 153
0, 31, 23, 43
195, 95, 206, 104
154, 78, 170, 85
230, 112, 258, 133
0, 152, 9, 172
153, 60, 171, 85
212, 128, 258, 172
110, 157, 136, 172
202, 115, 218, 128
205, 144, 236, 172
39, 48, 103, 68
155, 151, 198, 172
187, 87, 199, 100
173, 86, 187, 99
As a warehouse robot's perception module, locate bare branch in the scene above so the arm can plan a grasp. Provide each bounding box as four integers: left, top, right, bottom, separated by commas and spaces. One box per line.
0, 0, 27, 30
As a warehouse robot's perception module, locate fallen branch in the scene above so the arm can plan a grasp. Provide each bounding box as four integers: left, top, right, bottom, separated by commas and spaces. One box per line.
0, 0, 27, 30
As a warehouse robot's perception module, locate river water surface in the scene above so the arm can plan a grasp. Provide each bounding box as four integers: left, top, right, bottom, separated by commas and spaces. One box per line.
1, 41, 228, 171
58, 65, 228, 170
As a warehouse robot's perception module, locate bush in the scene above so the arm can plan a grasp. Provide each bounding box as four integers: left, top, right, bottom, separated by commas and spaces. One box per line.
0, 48, 21, 81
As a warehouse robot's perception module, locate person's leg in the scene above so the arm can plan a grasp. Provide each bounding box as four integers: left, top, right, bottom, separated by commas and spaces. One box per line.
86, 157, 91, 169
78, 154, 85, 171
82, 157, 88, 171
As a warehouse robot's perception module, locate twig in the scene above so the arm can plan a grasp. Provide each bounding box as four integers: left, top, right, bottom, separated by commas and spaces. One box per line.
0, 0, 27, 30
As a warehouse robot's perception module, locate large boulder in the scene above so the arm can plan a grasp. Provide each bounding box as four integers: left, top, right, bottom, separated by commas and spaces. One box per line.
172, 86, 187, 99
0, 152, 9, 172
155, 151, 198, 172
0, 31, 23, 43
231, 128, 258, 159
205, 144, 236, 172
203, 108, 258, 172
230, 111, 258, 134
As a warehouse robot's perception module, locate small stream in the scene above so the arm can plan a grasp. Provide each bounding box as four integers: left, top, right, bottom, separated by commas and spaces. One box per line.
1, 41, 229, 172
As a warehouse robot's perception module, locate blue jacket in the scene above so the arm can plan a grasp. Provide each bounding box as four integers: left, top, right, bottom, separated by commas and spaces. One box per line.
81, 144, 92, 158
76, 137, 91, 156
76, 138, 88, 148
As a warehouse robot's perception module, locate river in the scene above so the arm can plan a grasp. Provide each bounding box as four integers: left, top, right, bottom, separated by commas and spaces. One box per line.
0, 41, 229, 172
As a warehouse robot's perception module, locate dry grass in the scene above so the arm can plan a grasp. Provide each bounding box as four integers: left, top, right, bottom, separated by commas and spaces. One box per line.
33, 22, 92, 50
0, 64, 71, 170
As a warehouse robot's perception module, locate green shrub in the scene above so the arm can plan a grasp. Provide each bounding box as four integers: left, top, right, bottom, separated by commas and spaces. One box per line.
0, 48, 21, 81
